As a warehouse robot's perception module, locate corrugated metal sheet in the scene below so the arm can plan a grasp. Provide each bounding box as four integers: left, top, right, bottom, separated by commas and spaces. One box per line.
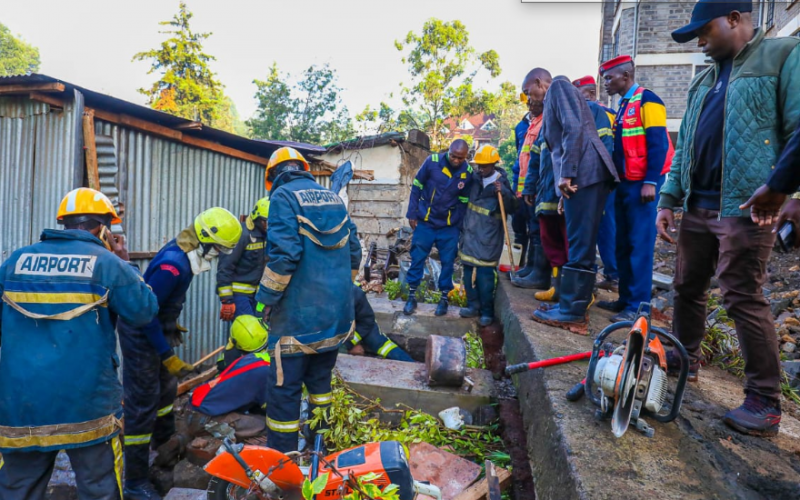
0, 97, 78, 262
96, 119, 266, 362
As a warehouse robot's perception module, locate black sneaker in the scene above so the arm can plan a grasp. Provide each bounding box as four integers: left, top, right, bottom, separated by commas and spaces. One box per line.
124, 480, 162, 500
666, 350, 699, 382
610, 310, 637, 323
435, 298, 449, 317
597, 300, 625, 313
403, 296, 417, 316
723, 392, 781, 437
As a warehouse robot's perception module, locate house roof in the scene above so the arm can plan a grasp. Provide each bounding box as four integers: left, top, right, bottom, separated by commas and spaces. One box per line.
0, 74, 325, 160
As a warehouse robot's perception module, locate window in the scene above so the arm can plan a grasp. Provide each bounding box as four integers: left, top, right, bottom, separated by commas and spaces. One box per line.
613, 29, 620, 57
459, 120, 473, 130
601, 44, 614, 64
767, 0, 776, 29
481, 120, 496, 131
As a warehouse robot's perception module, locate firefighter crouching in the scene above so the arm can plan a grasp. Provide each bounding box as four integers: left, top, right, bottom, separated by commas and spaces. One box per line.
217, 197, 270, 320
256, 146, 361, 453
118, 207, 242, 500
0, 188, 158, 500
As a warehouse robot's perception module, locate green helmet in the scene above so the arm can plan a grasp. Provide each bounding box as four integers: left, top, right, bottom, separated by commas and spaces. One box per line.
251, 197, 271, 221
194, 207, 242, 250
228, 315, 270, 353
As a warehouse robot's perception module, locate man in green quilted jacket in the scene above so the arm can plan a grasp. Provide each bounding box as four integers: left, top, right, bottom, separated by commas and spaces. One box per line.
656, 0, 800, 438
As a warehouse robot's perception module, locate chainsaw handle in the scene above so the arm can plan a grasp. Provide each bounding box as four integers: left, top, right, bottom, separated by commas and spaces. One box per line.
585, 322, 632, 408
565, 380, 585, 402
647, 327, 689, 423
223, 438, 255, 480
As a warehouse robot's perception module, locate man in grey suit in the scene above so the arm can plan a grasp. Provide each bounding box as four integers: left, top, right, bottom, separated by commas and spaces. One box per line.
526, 68, 619, 333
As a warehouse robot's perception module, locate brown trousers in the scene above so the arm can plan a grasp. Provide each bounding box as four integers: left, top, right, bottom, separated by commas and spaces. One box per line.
673, 207, 780, 399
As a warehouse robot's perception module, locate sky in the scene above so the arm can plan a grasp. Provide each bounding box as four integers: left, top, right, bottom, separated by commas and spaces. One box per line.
2, 0, 603, 121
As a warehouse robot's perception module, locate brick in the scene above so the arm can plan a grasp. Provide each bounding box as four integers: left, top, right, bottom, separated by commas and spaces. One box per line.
408, 442, 482, 500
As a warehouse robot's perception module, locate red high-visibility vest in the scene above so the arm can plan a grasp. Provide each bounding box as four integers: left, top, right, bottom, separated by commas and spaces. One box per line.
618, 87, 674, 181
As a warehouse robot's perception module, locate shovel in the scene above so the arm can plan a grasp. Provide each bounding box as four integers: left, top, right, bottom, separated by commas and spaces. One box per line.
497, 190, 516, 279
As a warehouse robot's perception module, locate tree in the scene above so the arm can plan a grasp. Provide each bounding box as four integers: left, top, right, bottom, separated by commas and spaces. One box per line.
354, 102, 420, 135
133, 2, 242, 134
395, 19, 501, 149
248, 64, 353, 145
0, 23, 40, 76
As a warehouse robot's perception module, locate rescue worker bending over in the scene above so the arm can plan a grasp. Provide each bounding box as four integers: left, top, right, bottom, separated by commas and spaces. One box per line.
217, 198, 270, 320
256, 146, 361, 453
191, 315, 271, 417
348, 284, 414, 362
118, 207, 242, 500
0, 188, 158, 500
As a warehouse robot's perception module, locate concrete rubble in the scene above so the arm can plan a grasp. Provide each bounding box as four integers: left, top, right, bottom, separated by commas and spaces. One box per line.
408, 442, 482, 500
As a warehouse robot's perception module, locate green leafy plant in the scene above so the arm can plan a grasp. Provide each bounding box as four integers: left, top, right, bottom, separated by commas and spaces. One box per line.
464, 331, 486, 369
302, 473, 329, 500
385, 280, 402, 301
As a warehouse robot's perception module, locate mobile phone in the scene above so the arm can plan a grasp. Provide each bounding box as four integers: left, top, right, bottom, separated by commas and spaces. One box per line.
98, 226, 114, 251
776, 221, 796, 253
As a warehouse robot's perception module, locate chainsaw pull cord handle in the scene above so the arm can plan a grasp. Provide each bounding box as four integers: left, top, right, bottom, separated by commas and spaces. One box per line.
584, 321, 634, 407
648, 326, 690, 423
223, 438, 256, 481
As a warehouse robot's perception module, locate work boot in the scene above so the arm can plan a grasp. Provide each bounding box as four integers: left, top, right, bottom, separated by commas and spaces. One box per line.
511, 245, 550, 289
514, 239, 536, 278
597, 299, 625, 313
610, 310, 637, 323
479, 315, 493, 327
666, 351, 700, 382
403, 292, 417, 316
722, 392, 781, 437
532, 267, 596, 335
435, 297, 449, 317
596, 276, 619, 293
459, 301, 481, 318
534, 268, 562, 302
124, 479, 163, 500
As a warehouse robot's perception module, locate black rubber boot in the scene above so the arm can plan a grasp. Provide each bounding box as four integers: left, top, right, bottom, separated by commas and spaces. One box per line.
511, 245, 550, 289
722, 392, 781, 437
124, 479, 163, 500
403, 292, 418, 316
532, 267, 596, 334
515, 237, 536, 278
435, 297, 449, 316
459, 301, 481, 318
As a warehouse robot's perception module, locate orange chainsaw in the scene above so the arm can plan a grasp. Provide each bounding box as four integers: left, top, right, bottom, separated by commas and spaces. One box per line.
204, 436, 442, 500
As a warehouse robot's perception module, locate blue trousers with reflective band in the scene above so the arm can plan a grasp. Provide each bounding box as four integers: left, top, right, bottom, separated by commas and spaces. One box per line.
233, 293, 257, 318
597, 188, 618, 279
564, 182, 611, 271
118, 322, 177, 482
0, 438, 123, 500
463, 265, 497, 318
349, 329, 414, 362
615, 177, 664, 312
266, 350, 338, 453
406, 223, 459, 293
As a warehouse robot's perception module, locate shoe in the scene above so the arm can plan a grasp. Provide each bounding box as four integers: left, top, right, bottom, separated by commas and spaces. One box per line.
479, 315, 493, 327
435, 298, 449, 316
532, 267, 595, 335
534, 267, 562, 302
514, 238, 535, 278
596, 277, 619, 293
459, 302, 480, 318
722, 392, 781, 437
610, 310, 637, 323
124, 480, 163, 500
597, 300, 625, 313
666, 351, 699, 382
403, 296, 417, 316
510, 245, 550, 289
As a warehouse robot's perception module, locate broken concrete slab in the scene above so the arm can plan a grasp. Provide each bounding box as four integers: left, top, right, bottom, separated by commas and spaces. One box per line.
335, 354, 495, 417
173, 459, 212, 490
368, 295, 476, 339
408, 442, 482, 500
164, 489, 207, 500
496, 276, 800, 500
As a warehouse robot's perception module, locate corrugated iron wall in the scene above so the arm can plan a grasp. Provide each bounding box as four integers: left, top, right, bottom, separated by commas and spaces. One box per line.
96, 119, 266, 362
0, 97, 78, 261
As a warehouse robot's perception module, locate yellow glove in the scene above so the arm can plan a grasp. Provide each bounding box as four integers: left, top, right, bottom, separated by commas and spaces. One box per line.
162, 354, 194, 378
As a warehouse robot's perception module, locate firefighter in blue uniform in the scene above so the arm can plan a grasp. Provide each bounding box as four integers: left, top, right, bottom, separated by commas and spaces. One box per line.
256, 147, 361, 453
217, 197, 270, 320
118, 207, 242, 500
191, 315, 271, 417
348, 284, 414, 361
403, 139, 472, 317
0, 188, 158, 500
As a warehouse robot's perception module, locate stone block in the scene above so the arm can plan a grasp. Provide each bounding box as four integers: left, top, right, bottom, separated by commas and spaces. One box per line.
173, 459, 212, 491
408, 442, 481, 500
164, 489, 207, 500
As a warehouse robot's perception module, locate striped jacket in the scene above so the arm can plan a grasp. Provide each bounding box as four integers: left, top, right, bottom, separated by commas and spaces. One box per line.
406, 153, 473, 229
216, 220, 267, 300
0, 229, 158, 452
458, 168, 516, 266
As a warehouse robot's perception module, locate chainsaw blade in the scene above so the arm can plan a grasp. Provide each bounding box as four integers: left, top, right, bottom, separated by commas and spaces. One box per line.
611, 327, 647, 438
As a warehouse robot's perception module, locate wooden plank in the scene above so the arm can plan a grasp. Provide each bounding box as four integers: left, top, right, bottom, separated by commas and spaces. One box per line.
129, 251, 158, 260
452, 467, 511, 500
485, 460, 502, 500
352, 169, 375, 181
0, 83, 65, 94
29, 92, 64, 109
82, 110, 100, 190
310, 170, 333, 177
194, 346, 225, 367
181, 135, 268, 166
177, 368, 217, 396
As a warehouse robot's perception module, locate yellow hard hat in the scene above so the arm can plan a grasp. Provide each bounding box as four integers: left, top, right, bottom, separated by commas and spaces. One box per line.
473, 145, 501, 165
194, 207, 242, 250
265, 147, 310, 191
251, 197, 270, 221
57, 188, 122, 224
228, 315, 269, 353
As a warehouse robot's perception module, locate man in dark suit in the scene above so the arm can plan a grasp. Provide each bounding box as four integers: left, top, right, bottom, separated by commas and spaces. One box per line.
526, 68, 619, 333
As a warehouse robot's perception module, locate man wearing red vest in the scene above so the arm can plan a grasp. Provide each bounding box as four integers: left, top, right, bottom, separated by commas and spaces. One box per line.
600, 55, 674, 322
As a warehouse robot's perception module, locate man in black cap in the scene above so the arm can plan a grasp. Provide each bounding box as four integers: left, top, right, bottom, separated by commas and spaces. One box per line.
657, 0, 800, 437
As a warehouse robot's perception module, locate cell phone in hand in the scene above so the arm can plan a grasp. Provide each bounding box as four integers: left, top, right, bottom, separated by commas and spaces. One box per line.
776, 221, 796, 253
98, 226, 114, 251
